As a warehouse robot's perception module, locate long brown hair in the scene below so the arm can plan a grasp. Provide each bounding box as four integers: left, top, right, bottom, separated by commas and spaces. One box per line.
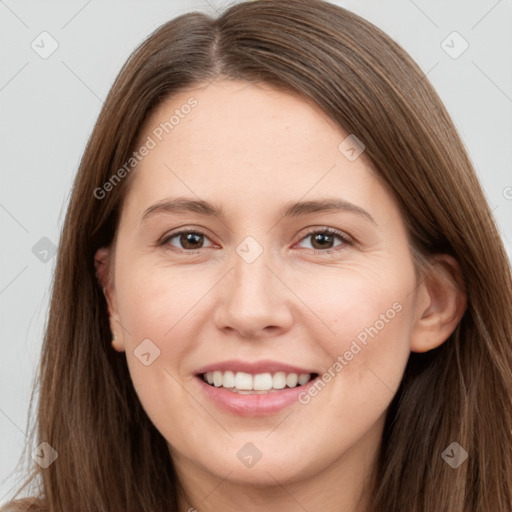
4, 0, 512, 510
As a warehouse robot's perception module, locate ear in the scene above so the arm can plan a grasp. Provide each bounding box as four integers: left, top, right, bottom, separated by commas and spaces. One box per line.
94, 247, 125, 352
410, 254, 467, 353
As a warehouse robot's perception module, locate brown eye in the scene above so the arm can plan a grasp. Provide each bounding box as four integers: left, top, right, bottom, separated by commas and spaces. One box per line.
309, 232, 337, 250
296, 228, 352, 253
161, 230, 214, 251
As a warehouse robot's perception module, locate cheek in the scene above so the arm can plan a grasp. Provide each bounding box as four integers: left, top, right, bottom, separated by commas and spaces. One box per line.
296, 257, 414, 401
302, 261, 413, 362
115, 260, 209, 344
321, 298, 412, 403
283, 294, 412, 481
325, 285, 411, 377
115, 263, 210, 438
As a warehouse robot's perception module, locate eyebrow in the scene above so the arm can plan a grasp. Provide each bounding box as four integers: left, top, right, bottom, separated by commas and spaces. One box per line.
141, 197, 376, 225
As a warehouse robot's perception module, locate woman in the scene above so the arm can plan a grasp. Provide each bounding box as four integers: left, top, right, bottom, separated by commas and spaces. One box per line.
4, 0, 512, 510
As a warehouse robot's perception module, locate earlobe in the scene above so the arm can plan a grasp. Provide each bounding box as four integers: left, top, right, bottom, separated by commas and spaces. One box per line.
410, 254, 467, 353
111, 330, 125, 352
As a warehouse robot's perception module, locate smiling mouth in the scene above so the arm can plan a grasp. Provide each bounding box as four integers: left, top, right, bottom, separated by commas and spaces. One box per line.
199, 371, 319, 394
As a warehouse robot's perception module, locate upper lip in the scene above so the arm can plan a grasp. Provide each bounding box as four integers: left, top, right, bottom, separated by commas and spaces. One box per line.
195, 359, 318, 376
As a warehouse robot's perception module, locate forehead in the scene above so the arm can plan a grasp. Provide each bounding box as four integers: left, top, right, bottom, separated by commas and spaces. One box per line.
121, 79, 391, 224
141, 79, 347, 160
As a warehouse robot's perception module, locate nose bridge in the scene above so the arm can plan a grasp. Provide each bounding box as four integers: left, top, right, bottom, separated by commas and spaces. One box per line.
214, 235, 293, 336
233, 246, 273, 303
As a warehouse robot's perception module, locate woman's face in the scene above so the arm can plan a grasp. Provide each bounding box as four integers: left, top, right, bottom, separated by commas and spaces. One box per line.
104, 79, 422, 489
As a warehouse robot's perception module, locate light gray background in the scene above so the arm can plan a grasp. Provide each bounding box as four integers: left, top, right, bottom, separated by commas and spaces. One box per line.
1, 0, 511, 502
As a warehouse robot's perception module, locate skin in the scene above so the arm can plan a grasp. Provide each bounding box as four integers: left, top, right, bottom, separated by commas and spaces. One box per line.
95, 79, 466, 512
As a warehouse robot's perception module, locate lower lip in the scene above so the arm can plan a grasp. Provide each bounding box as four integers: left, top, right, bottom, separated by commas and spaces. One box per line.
195, 375, 319, 416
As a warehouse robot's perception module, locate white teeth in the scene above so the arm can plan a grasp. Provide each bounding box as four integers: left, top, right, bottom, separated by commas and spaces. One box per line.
286, 373, 298, 388
213, 371, 223, 387
201, 371, 314, 392
272, 372, 287, 389
253, 373, 273, 391
223, 370, 235, 388
235, 371, 253, 390
298, 373, 311, 386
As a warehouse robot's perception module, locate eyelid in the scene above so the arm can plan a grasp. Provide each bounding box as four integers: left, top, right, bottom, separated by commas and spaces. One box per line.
159, 227, 218, 249
297, 226, 354, 244
293, 226, 354, 254
159, 225, 355, 254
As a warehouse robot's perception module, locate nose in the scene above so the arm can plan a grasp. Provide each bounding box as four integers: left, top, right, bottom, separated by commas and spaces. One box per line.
214, 246, 294, 339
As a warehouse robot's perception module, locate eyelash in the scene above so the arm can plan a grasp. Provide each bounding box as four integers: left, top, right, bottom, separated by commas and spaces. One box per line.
159, 227, 354, 255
